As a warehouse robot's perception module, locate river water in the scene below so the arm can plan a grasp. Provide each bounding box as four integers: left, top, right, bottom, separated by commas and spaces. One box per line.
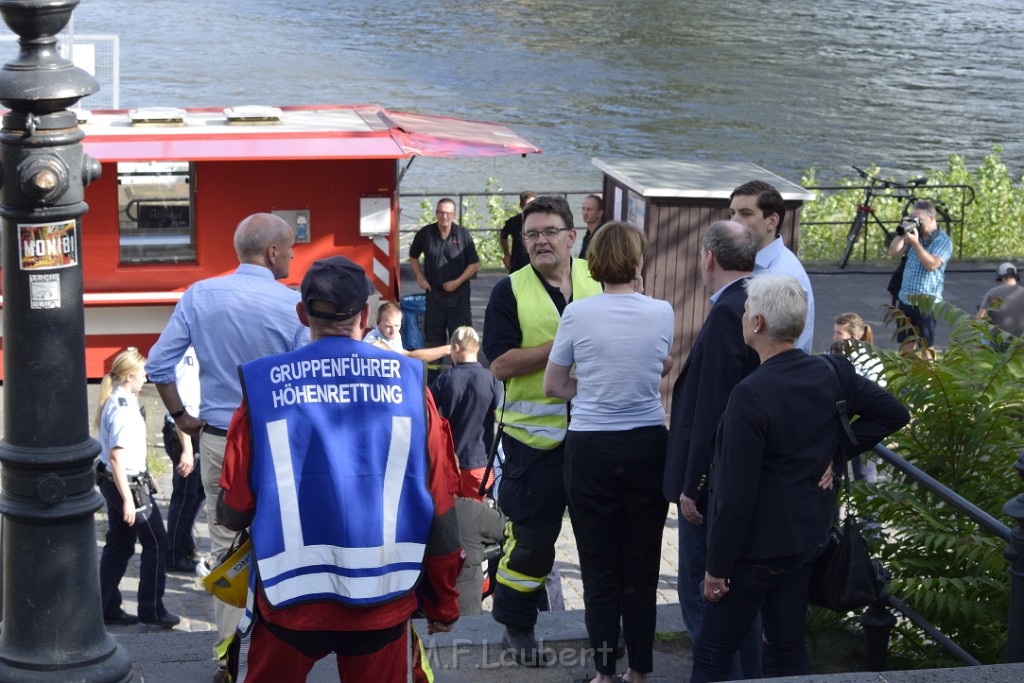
5, 0, 1022, 193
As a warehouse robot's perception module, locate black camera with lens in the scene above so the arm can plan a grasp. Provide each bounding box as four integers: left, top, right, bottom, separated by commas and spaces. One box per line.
895, 215, 922, 237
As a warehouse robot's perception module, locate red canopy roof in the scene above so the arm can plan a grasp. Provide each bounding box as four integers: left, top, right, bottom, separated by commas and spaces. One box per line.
80, 104, 541, 162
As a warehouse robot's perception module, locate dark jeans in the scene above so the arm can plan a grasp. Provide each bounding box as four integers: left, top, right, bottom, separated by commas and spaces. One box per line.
896, 300, 937, 346
678, 512, 763, 679
690, 546, 822, 683
492, 435, 566, 629
99, 477, 171, 621
163, 424, 206, 565
565, 426, 669, 675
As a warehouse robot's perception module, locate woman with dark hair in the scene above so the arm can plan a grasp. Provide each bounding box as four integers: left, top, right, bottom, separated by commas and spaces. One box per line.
544, 221, 674, 683
691, 274, 908, 682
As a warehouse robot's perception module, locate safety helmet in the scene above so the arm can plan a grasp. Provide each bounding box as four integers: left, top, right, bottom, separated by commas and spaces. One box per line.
202, 533, 251, 608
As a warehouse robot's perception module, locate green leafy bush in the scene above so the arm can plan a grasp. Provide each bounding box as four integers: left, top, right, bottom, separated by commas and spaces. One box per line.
801, 148, 1024, 262
841, 301, 1024, 664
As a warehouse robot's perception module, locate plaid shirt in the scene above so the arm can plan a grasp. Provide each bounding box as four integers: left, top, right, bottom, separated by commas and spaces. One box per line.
898, 228, 952, 305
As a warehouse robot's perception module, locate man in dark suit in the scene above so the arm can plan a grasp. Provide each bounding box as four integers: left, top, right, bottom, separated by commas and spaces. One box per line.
664, 219, 762, 679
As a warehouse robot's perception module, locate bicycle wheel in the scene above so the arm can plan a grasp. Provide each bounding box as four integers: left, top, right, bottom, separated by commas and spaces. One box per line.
840, 212, 866, 268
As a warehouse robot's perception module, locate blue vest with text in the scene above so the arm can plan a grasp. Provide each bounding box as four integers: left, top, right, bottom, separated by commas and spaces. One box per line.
239, 336, 433, 608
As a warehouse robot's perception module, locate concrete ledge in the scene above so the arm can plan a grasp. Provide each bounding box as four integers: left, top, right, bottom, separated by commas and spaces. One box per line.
744, 664, 1024, 683
112, 605, 1024, 683
417, 602, 687, 649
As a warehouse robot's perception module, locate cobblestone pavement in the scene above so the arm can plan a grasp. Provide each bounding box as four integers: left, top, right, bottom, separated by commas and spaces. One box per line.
97, 434, 682, 635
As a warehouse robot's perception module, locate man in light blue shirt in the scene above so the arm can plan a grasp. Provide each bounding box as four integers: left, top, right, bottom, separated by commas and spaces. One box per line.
730, 180, 815, 353
886, 200, 952, 354
145, 212, 308, 674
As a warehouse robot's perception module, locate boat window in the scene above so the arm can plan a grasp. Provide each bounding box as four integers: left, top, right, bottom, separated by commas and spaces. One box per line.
117, 161, 195, 264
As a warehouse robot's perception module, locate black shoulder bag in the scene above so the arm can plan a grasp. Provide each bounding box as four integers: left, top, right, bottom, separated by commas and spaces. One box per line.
808, 356, 887, 612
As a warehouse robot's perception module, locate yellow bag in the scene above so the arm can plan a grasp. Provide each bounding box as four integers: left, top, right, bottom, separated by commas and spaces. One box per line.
202, 533, 252, 608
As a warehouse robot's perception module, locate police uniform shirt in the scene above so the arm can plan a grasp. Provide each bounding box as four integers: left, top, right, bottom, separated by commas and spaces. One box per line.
165, 346, 201, 424
99, 385, 148, 476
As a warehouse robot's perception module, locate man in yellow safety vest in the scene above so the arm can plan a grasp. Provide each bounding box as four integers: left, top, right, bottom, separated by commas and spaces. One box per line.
482, 195, 601, 666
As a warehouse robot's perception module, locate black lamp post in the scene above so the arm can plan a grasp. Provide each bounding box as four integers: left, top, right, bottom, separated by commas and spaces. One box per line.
0, 1, 131, 681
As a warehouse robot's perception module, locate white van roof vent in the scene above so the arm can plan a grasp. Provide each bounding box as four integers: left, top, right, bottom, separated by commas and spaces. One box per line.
128, 107, 187, 126
224, 106, 283, 125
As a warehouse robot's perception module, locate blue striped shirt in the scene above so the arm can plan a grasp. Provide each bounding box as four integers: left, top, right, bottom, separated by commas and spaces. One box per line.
898, 229, 952, 305
146, 264, 309, 429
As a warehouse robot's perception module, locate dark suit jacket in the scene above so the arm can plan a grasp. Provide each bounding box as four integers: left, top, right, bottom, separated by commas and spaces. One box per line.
705, 351, 910, 578
663, 278, 760, 506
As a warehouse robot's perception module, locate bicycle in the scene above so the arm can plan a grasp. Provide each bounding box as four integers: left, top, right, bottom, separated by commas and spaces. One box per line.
839, 166, 929, 268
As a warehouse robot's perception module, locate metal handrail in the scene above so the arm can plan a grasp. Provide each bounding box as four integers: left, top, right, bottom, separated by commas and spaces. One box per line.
399, 189, 598, 233
872, 444, 1011, 543
882, 593, 981, 666
863, 444, 1024, 667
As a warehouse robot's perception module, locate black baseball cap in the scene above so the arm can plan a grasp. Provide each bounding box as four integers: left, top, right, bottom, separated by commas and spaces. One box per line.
301, 256, 375, 320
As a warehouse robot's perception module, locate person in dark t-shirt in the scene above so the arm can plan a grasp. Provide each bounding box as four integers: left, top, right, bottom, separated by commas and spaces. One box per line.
430, 326, 503, 500
500, 191, 536, 273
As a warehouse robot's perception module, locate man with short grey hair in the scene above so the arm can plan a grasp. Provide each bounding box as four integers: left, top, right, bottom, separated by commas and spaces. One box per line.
664, 219, 763, 679
146, 212, 309, 679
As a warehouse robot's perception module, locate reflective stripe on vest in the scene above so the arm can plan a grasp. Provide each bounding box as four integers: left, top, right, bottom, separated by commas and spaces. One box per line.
239, 337, 433, 608
503, 260, 601, 449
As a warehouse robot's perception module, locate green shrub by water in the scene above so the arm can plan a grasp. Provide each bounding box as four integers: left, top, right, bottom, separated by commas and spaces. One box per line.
800, 147, 1024, 262
836, 303, 1024, 665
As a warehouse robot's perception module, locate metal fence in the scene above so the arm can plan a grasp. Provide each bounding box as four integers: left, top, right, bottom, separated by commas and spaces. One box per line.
399, 189, 598, 231
801, 182, 976, 263
398, 190, 599, 263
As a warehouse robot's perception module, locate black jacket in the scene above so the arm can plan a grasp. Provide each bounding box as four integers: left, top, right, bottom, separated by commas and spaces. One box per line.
706, 350, 910, 578
664, 278, 759, 506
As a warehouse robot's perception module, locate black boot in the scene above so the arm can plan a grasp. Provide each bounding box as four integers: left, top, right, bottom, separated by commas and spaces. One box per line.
502, 626, 555, 667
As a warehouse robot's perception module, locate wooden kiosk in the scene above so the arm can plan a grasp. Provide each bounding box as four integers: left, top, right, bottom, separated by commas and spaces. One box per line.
593, 158, 815, 398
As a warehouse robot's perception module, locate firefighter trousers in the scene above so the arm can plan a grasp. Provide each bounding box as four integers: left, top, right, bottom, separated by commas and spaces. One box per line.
492, 434, 566, 629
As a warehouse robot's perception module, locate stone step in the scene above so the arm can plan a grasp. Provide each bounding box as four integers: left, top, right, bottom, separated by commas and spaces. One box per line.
112, 605, 1024, 683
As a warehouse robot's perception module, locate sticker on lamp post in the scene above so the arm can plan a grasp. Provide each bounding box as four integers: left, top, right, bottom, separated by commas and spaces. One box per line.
19, 220, 78, 270
29, 273, 60, 309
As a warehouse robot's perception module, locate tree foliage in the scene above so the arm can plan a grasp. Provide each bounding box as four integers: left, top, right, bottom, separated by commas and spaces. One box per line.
839, 300, 1024, 665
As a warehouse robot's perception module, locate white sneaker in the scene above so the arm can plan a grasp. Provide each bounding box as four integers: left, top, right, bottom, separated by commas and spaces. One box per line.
196, 556, 212, 579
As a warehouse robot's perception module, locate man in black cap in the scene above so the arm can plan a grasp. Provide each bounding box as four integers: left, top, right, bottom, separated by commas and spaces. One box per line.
977, 262, 1024, 338
218, 256, 463, 682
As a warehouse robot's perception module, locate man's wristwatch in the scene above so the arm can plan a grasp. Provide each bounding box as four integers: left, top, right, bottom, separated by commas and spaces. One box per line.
170, 407, 187, 419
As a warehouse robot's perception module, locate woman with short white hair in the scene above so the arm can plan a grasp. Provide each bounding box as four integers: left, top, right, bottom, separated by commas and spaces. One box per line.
691, 273, 909, 682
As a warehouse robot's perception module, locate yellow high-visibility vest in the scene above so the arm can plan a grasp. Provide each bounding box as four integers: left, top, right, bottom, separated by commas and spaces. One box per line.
503, 261, 601, 449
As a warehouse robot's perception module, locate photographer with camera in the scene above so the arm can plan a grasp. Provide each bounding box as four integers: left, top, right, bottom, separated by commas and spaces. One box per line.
887, 200, 953, 354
